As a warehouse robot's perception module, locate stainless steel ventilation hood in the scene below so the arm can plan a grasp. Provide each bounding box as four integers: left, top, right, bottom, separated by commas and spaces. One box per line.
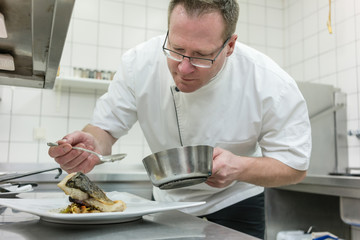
0, 0, 74, 89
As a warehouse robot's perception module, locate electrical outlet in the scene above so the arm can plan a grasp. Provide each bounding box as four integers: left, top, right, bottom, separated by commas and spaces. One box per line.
33, 127, 47, 140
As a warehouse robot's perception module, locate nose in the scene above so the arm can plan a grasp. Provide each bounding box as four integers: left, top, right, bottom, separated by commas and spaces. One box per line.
177, 57, 195, 74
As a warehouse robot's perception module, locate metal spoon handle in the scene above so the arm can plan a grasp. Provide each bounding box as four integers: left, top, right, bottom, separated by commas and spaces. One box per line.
71, 146, 102, 158
46, 142, 127, 163
47, 142, 59, 147
47, 142, 101, 159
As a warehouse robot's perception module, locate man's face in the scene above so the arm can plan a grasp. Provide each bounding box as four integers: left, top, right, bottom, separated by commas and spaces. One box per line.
166, 5, 236, 93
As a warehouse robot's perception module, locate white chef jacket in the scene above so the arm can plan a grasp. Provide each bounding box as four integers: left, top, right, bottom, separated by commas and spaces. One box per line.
91, 35, 312, 216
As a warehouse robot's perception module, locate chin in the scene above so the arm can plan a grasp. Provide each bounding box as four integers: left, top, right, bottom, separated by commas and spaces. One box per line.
176, 84, 202, 93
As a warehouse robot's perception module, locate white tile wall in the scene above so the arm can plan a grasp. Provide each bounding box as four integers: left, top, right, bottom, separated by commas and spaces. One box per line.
285, 0, 360, 167
99, 23, 123, 48
1, 0, 359, 171
0, 115, 10, 141
99, 1, 123, 25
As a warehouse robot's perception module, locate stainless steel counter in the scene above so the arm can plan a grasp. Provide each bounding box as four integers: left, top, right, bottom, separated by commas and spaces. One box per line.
0, 192, 258, 240
265, 174, 360, 239
277, 174, 360, 198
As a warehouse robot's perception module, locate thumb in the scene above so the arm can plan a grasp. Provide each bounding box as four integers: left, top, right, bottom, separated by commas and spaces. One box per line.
60, 131, 85, 146
211, 147, 223, 173
59, 137, 72, 145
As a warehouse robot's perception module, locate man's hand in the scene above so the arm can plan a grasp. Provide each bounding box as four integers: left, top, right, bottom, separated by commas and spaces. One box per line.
206, 147, 242, 188
206, 147, 306, 188
48, 124, 117, 174
48, 131, 101, 174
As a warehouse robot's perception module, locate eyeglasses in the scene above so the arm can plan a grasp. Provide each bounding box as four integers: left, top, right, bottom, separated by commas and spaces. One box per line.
162, 31, 230, 68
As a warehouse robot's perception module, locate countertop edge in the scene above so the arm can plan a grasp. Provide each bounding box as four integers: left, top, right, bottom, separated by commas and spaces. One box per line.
276, 174, 360, 198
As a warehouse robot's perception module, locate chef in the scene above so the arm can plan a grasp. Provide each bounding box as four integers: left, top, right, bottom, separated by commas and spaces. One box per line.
49, 0, 311, 238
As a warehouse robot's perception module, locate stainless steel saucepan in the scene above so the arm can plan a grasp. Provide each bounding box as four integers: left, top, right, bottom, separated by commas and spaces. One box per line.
142, 145, 213, 190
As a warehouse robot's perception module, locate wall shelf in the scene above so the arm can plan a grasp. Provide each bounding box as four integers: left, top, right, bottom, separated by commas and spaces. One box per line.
54, 76, 111, 92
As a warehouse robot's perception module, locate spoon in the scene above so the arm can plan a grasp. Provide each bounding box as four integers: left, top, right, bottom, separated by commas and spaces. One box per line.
47, 142, 127, 163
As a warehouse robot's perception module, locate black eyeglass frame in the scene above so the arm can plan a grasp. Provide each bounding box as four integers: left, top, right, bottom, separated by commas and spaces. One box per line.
162, 30, 231, 68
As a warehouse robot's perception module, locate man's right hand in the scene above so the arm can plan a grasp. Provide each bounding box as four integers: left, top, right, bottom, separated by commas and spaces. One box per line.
48, 130, 102, 174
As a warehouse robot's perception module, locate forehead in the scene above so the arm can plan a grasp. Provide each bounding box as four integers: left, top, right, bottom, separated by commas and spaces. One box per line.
168, 5, 225, 46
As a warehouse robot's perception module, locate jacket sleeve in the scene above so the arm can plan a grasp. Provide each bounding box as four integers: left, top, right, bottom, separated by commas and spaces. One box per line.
259, 79, 312, 171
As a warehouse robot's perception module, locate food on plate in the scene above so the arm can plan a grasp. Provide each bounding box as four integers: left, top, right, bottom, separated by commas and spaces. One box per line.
57, 172, 126, 213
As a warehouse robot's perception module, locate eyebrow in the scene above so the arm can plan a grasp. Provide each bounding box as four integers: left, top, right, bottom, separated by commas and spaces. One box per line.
169, 41, 217, 56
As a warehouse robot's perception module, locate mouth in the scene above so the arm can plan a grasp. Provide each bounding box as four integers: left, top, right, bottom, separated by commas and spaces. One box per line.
180, 76, 196, 82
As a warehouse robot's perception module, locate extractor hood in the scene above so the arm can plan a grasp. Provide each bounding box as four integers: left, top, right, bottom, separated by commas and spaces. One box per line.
0, 0, 74, 89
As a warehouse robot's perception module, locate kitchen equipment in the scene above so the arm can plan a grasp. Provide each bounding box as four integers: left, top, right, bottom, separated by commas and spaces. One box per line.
0, 186, 9, 193
296, 82, 348, 175
47, 142, 127, 163
0, 183, 34, 197
0, 12, 7, 38
0, 168, 62, 183
0, 0, 74, 89
142, 145, 213, 190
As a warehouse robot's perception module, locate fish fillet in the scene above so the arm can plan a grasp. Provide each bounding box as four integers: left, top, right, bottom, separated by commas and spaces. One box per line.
57, 172, 126, 212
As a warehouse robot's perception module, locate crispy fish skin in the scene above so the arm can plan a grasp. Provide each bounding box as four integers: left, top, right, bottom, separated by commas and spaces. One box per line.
57, 172, 126, 212
64, 172, 112, 204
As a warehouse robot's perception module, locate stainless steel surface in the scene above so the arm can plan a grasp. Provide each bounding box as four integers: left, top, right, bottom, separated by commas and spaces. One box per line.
275, 174, 360, 238
352, 226, 360, 239
278, 174, 360, 198
0, 0, 74, 89
142, 145, 213, 189
309, 104, 344, 122
340, 197, 360, 226
0, 192, 259, 240
297, 82, 348, 175
47, 142, 127, 163
265, 188, 351, 240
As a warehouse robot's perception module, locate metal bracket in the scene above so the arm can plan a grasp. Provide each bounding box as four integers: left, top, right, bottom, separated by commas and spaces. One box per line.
348, 130, 360, 139
309, 103, 344, 122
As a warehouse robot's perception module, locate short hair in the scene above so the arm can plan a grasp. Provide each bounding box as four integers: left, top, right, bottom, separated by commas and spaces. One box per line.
168, 0, 239, 40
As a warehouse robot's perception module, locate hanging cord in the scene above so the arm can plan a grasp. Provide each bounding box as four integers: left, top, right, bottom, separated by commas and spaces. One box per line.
327, 0, 333, 34
170, 86, 183, 146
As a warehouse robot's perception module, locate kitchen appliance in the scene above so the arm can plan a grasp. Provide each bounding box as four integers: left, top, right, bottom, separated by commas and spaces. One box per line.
142, 145, 213, 189
297, 82, 348, 176
0, 0, 74, 89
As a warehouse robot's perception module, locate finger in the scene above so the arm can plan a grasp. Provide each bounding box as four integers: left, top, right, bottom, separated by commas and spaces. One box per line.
206, 177, 230, 188
57, 138, 69, 145
65, 155, 98, 174
212, 147, 222, 159
55, 148, 90, 167
211, 148, 223, 171
61, 130, 86, 146
205, 178, 222, 188
48, 143, 72, 158
53, 147, 86, 168
205, 181, 216, 187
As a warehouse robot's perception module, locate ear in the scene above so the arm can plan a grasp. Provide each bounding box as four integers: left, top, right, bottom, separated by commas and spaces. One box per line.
226, 34, 238, 57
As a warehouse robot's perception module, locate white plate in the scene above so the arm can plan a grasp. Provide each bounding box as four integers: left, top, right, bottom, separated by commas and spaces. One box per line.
0, 192, 205, 224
